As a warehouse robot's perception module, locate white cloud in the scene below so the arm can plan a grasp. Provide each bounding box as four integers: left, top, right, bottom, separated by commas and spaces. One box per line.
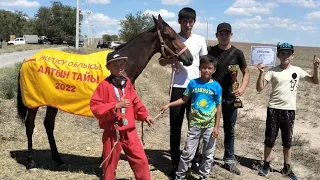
224, 0, 278, 16
144, 9, 175, 18
305, 11, 320, 19
87, 0, 111, 4
267, 17, 317, 31
161, 0, 190, 5
233, 16, 268, 29
277, 0, 320, 8
0, 0, 40, 8
232, 15, 317, 31
85, 12, 119, 28
224, 7, 252, 16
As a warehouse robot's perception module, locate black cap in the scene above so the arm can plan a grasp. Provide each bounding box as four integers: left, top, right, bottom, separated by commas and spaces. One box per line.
217, 22, 232, 32
106, 51, 128, 64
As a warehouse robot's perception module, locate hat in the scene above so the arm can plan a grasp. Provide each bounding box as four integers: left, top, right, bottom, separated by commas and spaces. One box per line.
277, 42, 294, 53
106, 51, 128, 64
217, 22, 232, 32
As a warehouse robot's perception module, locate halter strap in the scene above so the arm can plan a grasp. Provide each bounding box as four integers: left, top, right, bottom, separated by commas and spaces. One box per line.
157, 28, 188, 59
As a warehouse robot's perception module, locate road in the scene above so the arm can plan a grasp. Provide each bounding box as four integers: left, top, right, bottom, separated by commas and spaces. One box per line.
0, 47, 66, 68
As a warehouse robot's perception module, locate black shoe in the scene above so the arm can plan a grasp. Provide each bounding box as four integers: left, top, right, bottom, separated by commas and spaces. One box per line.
258, 162, 270, 177
224, 163, 241, 175
191, 162, 200, 174
280, 164, 298, 180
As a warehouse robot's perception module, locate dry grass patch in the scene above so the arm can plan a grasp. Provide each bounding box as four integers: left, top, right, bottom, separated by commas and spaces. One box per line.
62, 46, 109, 54
294, 147, 320, 179
0, 44, 63, 55
0, 62, 22, 99
1, 43, 320, 180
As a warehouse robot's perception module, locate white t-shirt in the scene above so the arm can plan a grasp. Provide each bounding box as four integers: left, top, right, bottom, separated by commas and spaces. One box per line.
265, 65, 311, 110
172, 34, 208, 88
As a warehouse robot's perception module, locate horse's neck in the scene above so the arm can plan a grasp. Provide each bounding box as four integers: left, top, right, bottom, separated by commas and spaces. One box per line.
121, 31, 159, 84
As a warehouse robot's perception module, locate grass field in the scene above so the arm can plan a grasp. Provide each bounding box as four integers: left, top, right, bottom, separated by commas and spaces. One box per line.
0, 41, 319, 180
0, 44, 66, 55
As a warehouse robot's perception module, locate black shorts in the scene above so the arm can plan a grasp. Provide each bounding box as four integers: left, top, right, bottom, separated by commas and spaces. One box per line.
264, 108, 295, 148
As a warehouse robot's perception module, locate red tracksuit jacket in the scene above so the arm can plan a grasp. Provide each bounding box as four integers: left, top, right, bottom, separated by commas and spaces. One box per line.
90, 77, 149, 130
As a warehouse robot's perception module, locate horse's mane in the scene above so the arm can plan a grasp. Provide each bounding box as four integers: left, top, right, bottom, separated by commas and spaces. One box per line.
115, 25, 157, 51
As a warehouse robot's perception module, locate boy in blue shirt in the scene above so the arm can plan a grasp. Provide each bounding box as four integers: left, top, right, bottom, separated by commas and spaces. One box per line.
161, 55, 222, 179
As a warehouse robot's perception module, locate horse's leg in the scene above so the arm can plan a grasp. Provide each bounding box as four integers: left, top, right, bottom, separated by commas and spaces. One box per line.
25, 107, 39, 170
43, 106, 64, 166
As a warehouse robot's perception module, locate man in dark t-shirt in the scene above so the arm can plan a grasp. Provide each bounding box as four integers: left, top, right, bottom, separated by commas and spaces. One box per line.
208, 22, 250, 175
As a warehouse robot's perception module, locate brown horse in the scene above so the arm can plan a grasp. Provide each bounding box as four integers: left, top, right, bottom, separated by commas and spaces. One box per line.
16, 14, 193, 170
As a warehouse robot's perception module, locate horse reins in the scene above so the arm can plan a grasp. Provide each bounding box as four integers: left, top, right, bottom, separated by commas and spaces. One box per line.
100, 28, 187, 168
141, 28, 183, 145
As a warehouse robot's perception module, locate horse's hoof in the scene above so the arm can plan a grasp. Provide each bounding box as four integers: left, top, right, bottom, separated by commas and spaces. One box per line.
27, 161, 36, 170
28, 168, 38, 173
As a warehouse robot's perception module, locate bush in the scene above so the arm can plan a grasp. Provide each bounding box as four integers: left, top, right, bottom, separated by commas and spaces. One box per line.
0, 62, 23, 99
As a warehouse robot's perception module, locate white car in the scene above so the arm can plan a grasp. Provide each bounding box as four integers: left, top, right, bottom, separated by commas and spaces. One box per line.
7, 38, 26, 45
109, 41, 123, 49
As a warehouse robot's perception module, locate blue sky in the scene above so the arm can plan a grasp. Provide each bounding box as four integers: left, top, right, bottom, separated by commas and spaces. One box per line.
1, 0, 320, 47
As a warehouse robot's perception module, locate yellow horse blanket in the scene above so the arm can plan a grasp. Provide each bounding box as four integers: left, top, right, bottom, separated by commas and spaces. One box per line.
20, 49, 112, 117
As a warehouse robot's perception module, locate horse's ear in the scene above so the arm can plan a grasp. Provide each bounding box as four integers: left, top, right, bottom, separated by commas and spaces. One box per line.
154, 14, 163, 29
158, 14, 163, 22
152, 15, 158, 25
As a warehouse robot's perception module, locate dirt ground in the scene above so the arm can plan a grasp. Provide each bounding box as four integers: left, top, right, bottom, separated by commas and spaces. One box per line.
0, 42, 319, 180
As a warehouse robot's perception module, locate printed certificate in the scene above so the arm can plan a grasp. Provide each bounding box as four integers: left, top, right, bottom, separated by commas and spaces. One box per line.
250, 46, 277, 66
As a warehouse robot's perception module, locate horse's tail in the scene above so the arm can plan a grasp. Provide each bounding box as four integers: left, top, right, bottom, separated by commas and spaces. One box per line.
17, 69, 27, 122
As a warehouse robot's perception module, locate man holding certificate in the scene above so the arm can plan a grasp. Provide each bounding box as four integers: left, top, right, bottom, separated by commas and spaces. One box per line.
207, 22, 250, 175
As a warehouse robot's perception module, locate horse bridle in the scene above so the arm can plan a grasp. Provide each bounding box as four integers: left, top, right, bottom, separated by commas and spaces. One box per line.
157, 28, 188, 59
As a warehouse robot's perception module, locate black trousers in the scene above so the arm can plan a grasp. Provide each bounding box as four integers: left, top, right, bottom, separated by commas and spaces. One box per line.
169, 87, 202, 168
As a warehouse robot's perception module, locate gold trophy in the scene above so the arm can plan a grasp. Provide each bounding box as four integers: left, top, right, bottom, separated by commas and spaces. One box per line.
228, 65, 243, 108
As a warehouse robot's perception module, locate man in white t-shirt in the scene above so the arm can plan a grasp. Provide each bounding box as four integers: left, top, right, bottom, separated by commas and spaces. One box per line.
159, 7, 208, 178
256, 42, 319, 180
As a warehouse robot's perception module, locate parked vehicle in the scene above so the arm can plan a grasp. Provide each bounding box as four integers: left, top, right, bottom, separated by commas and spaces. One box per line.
38, 36, 50, 44
109, 41, 123, 49
23, 35, 39, 44
67, 40, 84, 47
97, 41, 111, 49
7, 37, 26, 45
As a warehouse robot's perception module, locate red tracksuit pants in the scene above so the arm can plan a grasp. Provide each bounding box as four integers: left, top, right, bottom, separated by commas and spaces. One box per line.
102, 127, 151, 180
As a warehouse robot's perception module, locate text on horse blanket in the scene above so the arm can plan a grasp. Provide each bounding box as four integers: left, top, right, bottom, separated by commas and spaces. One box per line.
20, 49, 112, 117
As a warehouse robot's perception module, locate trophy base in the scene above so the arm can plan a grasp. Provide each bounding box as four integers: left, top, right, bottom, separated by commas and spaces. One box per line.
234, 99, 243, 108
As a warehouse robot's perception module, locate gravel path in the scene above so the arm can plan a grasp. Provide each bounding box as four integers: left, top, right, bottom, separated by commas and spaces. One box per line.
0, 47, 66, 68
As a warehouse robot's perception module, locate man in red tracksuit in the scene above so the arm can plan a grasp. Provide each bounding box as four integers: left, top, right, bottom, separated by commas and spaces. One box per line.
90, 51, 154, 180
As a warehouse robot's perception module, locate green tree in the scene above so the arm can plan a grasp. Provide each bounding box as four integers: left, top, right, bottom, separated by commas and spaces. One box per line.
119, 11, 154, 42
35, 1, 83, 41
23, 19, 37, 35
102, 34, 119, 41
0, 10, 29, 40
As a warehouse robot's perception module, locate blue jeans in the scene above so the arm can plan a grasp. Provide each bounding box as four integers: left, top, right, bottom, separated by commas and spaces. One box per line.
222, 102, 238, 163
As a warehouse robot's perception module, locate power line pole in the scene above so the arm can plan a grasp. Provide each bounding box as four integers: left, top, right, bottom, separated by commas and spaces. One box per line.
206, 21, 209, 45
90, 25, 94, 45
75, 0, 80, 50
86, 11, 91, 47
92, 28, 95, 45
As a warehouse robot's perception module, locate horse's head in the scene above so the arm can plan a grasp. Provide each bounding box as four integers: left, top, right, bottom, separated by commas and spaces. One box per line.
153, 14, 193, 66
